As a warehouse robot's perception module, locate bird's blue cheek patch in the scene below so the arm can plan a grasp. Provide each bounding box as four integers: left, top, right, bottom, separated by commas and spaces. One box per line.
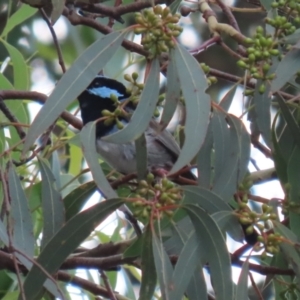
88, 86, 124, 99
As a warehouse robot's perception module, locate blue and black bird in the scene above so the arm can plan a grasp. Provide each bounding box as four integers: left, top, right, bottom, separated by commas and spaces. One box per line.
77, 75, 186, 176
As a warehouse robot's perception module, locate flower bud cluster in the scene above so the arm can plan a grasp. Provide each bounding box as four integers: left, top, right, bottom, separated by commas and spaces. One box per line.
237, 26, 278, 95
131, 173, 183, 222
134, 6, 183, 59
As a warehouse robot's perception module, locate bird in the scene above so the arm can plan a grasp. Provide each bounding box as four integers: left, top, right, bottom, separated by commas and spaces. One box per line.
77, 75, 191, 177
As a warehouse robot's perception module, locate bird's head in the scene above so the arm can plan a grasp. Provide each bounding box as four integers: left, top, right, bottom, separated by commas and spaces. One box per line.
78, 76, 132, 136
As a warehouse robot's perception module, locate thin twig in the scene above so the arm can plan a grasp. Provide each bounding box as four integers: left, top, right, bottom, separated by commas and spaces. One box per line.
1, 166, 26, 300
100, 269, 117, 300
39, 8, 66, 73
249, 271, 264, 300
0, 97, 26, 139
14, 248, 65, 299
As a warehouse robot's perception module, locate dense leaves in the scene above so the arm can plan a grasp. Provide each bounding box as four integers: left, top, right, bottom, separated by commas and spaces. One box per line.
0, 1, 299, 299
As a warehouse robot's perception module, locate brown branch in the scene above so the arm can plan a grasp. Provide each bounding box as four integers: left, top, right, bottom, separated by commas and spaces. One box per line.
0, 97, 26, 139
60, 254, 136, 270
57, 271, 126, 300
75, 239, 133, 258
64, 7, 148, 57
75, 0, 168, 21
189, 35, 221, 55
100, 269, 117, 300
214, 0, 241, 33
0, 90, 82, 130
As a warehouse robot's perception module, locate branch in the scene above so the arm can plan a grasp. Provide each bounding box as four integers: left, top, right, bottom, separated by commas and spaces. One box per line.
0, 90, 82, 130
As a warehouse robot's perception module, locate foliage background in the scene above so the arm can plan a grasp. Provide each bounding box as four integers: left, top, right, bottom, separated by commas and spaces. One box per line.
0, 0, 299, 299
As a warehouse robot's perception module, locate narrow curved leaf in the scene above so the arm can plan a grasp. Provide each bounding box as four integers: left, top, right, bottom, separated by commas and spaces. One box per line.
152, 232, 173, 299
2, 40, 29, 89
186, 265, 208, 300
135, 134, 148, 180
286, 148, 300, 240
236, 260, 250, 300
50, 0, 65, 25
1, 4, 37, 37
170, 232, 201, 300
183, 186, 231, 213
252, 80, 272, 147
23, 31, 125, 153
22, 198, 123, 299
271, 47, 300, 92
277, 95, 300, 149
170, 45, 210, 174
103, 58, 160, 143
80, 122, 117, 199
38, 157, 64, 248
159, 54, 180, 131
0, 218, 8, 246
8, 163, 34, 257
63, 181, 97, 220
184, 204, 234, 300
213, 114, 250, 202
212, 110, 230, 184
219, 84, 238, 112
197, 120, 213, 187
139, 225, 157, 300
212, 211, 244, 243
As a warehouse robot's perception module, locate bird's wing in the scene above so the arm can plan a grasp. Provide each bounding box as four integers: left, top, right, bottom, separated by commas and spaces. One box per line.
148, 121, 181, 159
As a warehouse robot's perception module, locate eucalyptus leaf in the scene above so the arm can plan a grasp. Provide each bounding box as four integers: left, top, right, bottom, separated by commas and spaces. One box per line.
22, 198, 123, 299
38, 157, 64, 248
103, 58, 160, 143
170, 44, 210, 174
184, 204, 234, 300
23, 31, 125, 153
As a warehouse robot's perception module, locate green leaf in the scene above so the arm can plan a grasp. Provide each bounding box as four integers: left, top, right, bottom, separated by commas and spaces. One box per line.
287, 146, 300, 240
277, 95, 300, 149
185, 266, 208, 300
271, 113, 289, 184
260, 0, 273, 10
170, 45, 210, 174
152, 232, 173, 299
63, 181, 97, 220
22, 198, 123, 299
135, 134, 148, 180
184, 204, 234, 300
213, 114, 250, 202
219, 84, 238, 112
197, 120, 213, 187
0, 218, 9, 246
252, 80, 272, 148
183, 186, 231, 213
8, 163, 34, 257
38, 157, 65, 248
236, 260, 250, 300
2, 40, 29, 89
212, 211, 244, 243
274, 221, 300, 287
49, 0, 65, 25
170, 232, 201, 300
281, 29, 300, 45
212, 110, 230, 184
139, 225, 157, 300
271, 47, 300, 92
80, 122, 117, 199
1, 4, 37, 37
159, 54, 180, 131
23, 31, 125, 153
103, 58, 160, 143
